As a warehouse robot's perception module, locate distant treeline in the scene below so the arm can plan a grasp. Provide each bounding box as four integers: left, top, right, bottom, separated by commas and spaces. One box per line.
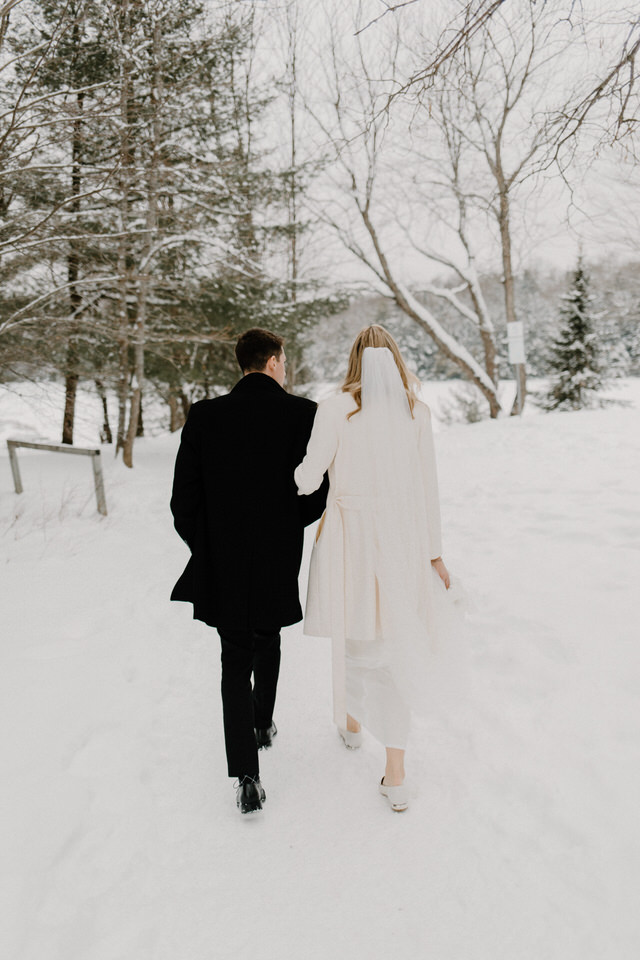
309, 260, 640, 386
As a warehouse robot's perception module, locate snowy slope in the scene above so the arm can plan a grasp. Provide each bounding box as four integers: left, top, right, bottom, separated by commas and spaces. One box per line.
1, 381, 640, 960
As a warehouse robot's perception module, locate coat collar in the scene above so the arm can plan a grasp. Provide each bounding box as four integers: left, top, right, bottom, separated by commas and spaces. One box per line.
230, 372, 286, 396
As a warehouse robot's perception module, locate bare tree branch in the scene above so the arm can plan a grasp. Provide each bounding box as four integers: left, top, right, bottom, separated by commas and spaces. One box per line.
354, 0, 420, 37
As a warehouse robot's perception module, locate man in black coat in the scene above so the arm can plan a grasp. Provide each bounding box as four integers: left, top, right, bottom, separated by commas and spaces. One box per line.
170, 328, 327, 813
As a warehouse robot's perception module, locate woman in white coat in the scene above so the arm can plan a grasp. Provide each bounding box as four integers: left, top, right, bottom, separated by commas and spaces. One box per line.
295, 325, 451, 812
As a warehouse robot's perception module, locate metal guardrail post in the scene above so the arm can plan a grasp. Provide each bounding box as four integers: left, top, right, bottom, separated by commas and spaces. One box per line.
7, 440, 23, 494
5, 439, 108, 516
91, 451, 108, 516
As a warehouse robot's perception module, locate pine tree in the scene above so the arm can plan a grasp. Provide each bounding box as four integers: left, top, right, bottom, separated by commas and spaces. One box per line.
0, 0, 119, 431
542, 261, 606, 411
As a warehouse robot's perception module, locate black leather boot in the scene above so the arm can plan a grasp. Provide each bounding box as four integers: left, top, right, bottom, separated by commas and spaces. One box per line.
236, 776, 266, 814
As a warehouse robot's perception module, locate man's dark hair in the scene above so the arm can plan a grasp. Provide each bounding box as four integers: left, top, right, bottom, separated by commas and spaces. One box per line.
235, 328, 284, 373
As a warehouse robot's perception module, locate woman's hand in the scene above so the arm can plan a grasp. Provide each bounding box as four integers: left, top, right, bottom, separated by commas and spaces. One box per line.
431, 556, 450, 590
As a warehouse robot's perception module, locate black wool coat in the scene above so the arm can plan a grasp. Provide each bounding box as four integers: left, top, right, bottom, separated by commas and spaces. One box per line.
170, 373, 328, 630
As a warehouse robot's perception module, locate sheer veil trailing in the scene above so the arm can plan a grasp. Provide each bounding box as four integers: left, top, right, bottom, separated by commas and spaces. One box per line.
358, 347, 467, 715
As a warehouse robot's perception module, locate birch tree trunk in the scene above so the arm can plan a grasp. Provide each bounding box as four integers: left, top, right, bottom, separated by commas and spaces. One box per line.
361, 207, 501, 413
310, 10, 502, 416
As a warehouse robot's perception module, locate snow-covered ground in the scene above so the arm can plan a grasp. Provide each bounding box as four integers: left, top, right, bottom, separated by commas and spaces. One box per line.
1, 378, 640, 960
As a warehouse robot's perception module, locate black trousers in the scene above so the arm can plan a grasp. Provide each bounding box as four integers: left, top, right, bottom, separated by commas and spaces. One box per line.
218, 627, 281, 778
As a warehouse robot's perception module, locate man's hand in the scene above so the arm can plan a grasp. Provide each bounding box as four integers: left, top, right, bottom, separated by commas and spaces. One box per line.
431, 556, 450, 590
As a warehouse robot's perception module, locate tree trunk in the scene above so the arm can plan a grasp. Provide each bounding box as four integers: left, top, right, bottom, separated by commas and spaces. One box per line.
95, 379, 112, 443
122, 320, 144, 464
512, 362, 526, 415
400, 287, 501, 417
169, 394, 180, 432
116, 0, 133, 457
467, 282, 499, 403
497, 185, 527, 415
136, 393, 144, 437
62, 363, 79, 445
123, 14, 161, 467
62, 64, 84, 445
116, 343, 129, 453
286, 8, 299, 398
479, 329, 499, 411
286, 354, 297, 394
169, 391, 186, 432
361, 206, 501, 415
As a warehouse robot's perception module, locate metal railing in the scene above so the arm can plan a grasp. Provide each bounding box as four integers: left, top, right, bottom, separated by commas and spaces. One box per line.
6, 439, 108, 516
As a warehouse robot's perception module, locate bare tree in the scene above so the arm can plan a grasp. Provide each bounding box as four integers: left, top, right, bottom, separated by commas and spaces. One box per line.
359, 0, 508, 73
404, 2, 597, 413
383, 1, 640, 154
355, 1, 640, 413
458, 6, 569, 411
305, 3, 502, 414
539, 7, 640, 159
387, 77, 501, 410
120, 0, 162, 468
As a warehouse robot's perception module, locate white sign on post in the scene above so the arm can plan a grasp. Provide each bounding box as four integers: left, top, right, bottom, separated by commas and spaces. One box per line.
507, 321, 526, 365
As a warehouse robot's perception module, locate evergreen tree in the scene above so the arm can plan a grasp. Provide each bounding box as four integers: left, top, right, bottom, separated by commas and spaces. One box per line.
542, 261, 606, 411
0, 0, 119, 421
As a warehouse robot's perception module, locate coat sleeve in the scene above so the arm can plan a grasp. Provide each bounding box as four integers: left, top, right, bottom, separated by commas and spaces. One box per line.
296, 400, 330, 526
417, 405, 443, 560
170, 403, 203, 551
294, 398, 338, 496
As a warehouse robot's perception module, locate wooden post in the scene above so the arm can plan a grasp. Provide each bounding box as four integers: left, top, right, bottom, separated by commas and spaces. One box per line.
507, 324, 526, 418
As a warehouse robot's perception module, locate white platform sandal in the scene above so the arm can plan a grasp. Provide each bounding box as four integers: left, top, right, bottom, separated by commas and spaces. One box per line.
379, 777, 409, 812
338, 727, 363, 749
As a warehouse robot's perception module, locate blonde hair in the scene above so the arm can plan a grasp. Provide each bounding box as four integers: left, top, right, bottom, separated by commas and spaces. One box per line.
342, 324, 419, 419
